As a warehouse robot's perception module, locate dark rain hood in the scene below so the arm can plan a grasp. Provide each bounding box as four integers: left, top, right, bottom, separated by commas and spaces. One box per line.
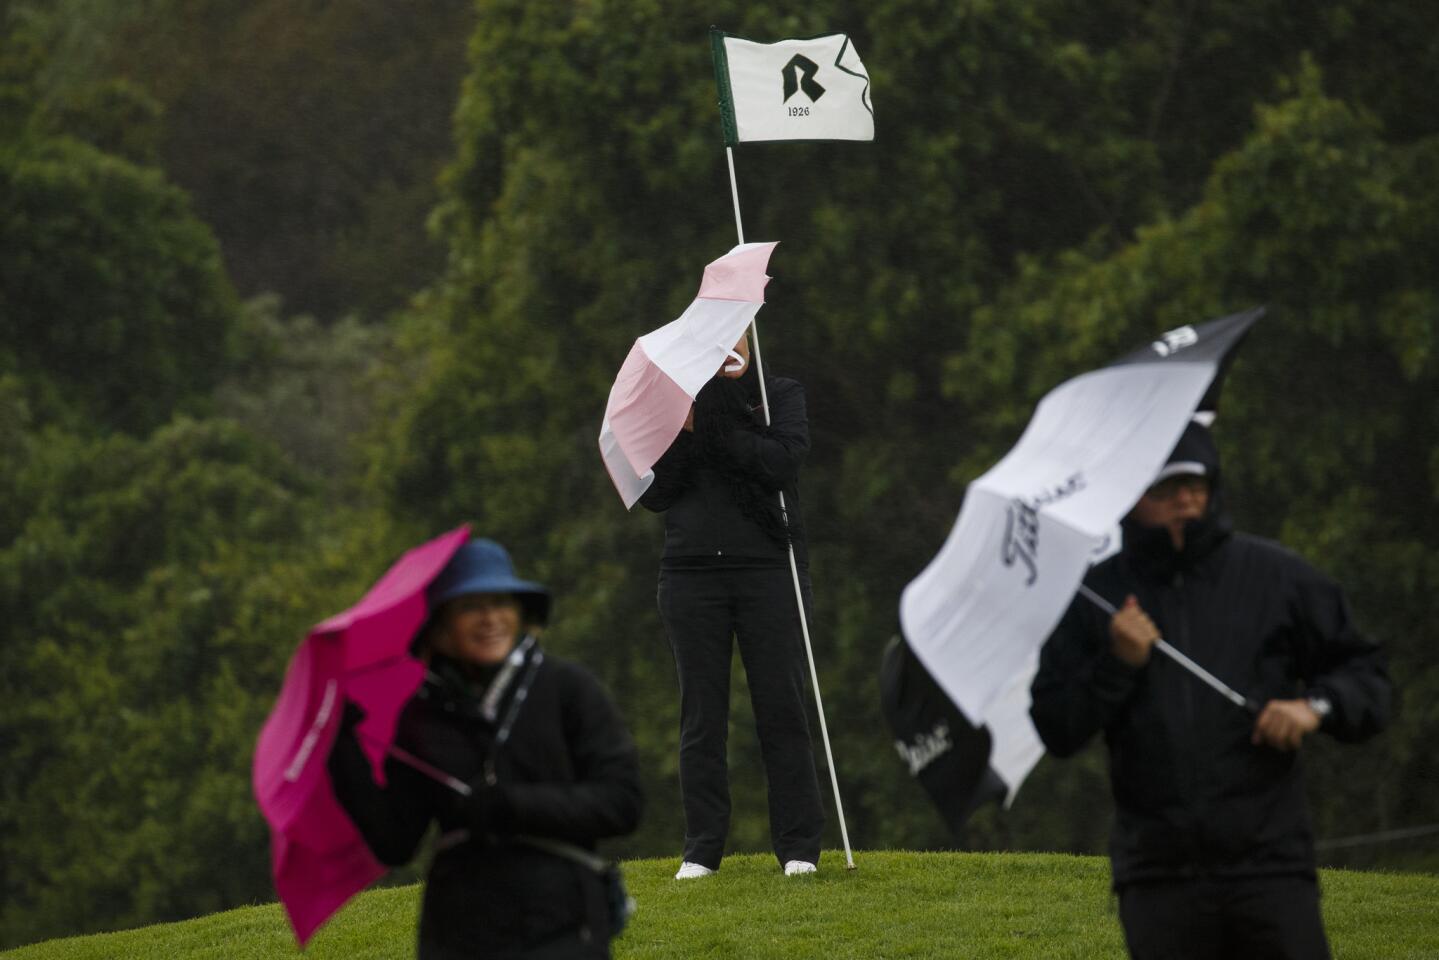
1121, 420, 1232, 581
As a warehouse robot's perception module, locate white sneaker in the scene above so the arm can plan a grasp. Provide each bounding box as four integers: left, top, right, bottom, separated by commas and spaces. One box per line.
783, 860, 817, 876
674, 861, 716, 879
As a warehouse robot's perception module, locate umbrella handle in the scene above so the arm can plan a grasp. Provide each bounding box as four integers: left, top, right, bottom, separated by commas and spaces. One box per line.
720, 346, 745, 374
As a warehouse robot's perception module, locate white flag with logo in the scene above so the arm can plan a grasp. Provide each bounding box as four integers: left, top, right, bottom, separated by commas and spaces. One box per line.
711, 30, 874, 145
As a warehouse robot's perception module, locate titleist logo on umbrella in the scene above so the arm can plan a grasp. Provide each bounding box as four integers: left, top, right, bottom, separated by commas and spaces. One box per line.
1001, 472, 1088, 587
894, 721, 954, 776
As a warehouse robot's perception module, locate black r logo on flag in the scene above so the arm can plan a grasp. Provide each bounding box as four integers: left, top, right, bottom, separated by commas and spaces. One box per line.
781, 54, 826, 103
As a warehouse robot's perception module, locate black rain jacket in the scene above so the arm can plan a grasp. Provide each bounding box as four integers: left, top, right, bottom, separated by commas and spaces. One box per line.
329, 646, 643, 959
638, 371, 809, 567
1030, 508, 1391, 889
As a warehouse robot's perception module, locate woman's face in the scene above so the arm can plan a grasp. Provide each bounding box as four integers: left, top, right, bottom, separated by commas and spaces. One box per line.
434, 593, 522, 666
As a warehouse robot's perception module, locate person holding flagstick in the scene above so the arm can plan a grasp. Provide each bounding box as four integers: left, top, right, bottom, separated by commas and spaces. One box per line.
609, 25, 874, 880
655, 25, 876, 876
597, 234, 849, 876
639, 328, 826, 878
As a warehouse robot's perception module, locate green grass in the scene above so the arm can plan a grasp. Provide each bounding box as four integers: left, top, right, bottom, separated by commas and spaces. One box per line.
5, 851, 1438, 959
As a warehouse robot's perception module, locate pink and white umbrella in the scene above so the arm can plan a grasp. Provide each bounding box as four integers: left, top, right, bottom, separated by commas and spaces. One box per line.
599, 241, 778, 507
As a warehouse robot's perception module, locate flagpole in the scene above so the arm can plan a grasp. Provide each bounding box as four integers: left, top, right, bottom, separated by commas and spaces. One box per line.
726, 147, 745, 243
748, 321, 857, 871
726, 148, 856, 870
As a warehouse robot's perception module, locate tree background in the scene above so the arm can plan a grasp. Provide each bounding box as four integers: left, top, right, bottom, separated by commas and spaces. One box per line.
2, 0, 1436, 947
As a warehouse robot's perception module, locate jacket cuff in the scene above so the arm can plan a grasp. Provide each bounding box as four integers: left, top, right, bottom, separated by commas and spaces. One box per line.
1305, 685, 1334, 733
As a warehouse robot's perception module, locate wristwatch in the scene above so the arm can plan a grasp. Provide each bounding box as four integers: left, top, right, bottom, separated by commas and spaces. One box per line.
1306, 693, 1333, 722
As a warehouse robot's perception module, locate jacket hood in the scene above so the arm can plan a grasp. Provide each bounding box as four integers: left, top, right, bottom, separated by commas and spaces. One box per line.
1122, 421, 1231, 578
1158, 420, 1222, 491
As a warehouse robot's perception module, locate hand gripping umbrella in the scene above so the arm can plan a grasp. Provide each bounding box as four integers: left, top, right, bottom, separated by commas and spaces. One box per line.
253, 525, 470, 944
888, 308, 1262, 833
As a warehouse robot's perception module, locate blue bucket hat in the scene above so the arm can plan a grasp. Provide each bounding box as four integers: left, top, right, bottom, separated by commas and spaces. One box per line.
426, 538, 551, 625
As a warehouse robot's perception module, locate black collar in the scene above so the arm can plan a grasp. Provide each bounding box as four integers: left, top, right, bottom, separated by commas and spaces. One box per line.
1120, 509, 1232, 583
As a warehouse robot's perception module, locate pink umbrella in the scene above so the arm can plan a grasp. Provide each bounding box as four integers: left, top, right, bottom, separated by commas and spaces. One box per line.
598, 241, 779, 507
252, 524, 471, 944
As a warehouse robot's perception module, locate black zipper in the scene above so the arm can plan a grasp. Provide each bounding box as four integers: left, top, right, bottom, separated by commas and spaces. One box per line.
1173, 570, 1205, 868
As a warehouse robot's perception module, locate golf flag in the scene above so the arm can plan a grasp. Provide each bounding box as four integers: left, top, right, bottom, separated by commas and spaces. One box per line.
711, 30, 874, 146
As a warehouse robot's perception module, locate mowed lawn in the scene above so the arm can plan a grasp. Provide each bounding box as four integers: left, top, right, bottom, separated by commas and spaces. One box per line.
4, 851, 1437, 959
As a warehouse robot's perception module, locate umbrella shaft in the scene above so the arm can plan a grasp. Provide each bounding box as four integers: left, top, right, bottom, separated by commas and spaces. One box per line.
1076, 584, 1255, 712
356, 731, 472, 796
1152, 639, 1250, 711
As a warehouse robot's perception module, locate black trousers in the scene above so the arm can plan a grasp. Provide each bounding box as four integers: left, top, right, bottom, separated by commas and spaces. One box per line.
420, 931, 607, 960
657, 565, 825, 869
1118, 874, 1331, 960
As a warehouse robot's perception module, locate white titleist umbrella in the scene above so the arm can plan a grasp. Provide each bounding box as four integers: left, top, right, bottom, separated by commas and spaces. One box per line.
897, 307, 1262, 810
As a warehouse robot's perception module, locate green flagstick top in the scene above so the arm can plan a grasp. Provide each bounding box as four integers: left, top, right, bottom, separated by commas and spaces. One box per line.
710, 27, 740, 147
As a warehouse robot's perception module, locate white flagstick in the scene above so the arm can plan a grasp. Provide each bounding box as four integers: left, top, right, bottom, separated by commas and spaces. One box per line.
726, 147, 745, 243
725, 149, 856, 870
747, 320, 856, 870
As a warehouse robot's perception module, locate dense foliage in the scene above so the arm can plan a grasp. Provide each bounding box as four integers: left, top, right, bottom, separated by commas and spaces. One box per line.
106, 0, 474, 322
3, 0, 1436, 948
1, 8, 405, 945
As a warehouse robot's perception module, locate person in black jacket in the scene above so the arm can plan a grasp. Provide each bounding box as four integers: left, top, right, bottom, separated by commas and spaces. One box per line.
1030, 421, 1391, 960
327, 538, 643, 960
638, 331, 825, 879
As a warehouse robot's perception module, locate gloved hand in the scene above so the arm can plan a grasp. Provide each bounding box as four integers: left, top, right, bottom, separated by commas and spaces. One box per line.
457, 777, 512, 839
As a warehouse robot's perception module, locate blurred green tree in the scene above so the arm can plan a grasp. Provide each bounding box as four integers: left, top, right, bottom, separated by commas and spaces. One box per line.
0, 12, 237, 435
0, 418, 310, 944
0, 14, 397, 945
101, 0, 475, 322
